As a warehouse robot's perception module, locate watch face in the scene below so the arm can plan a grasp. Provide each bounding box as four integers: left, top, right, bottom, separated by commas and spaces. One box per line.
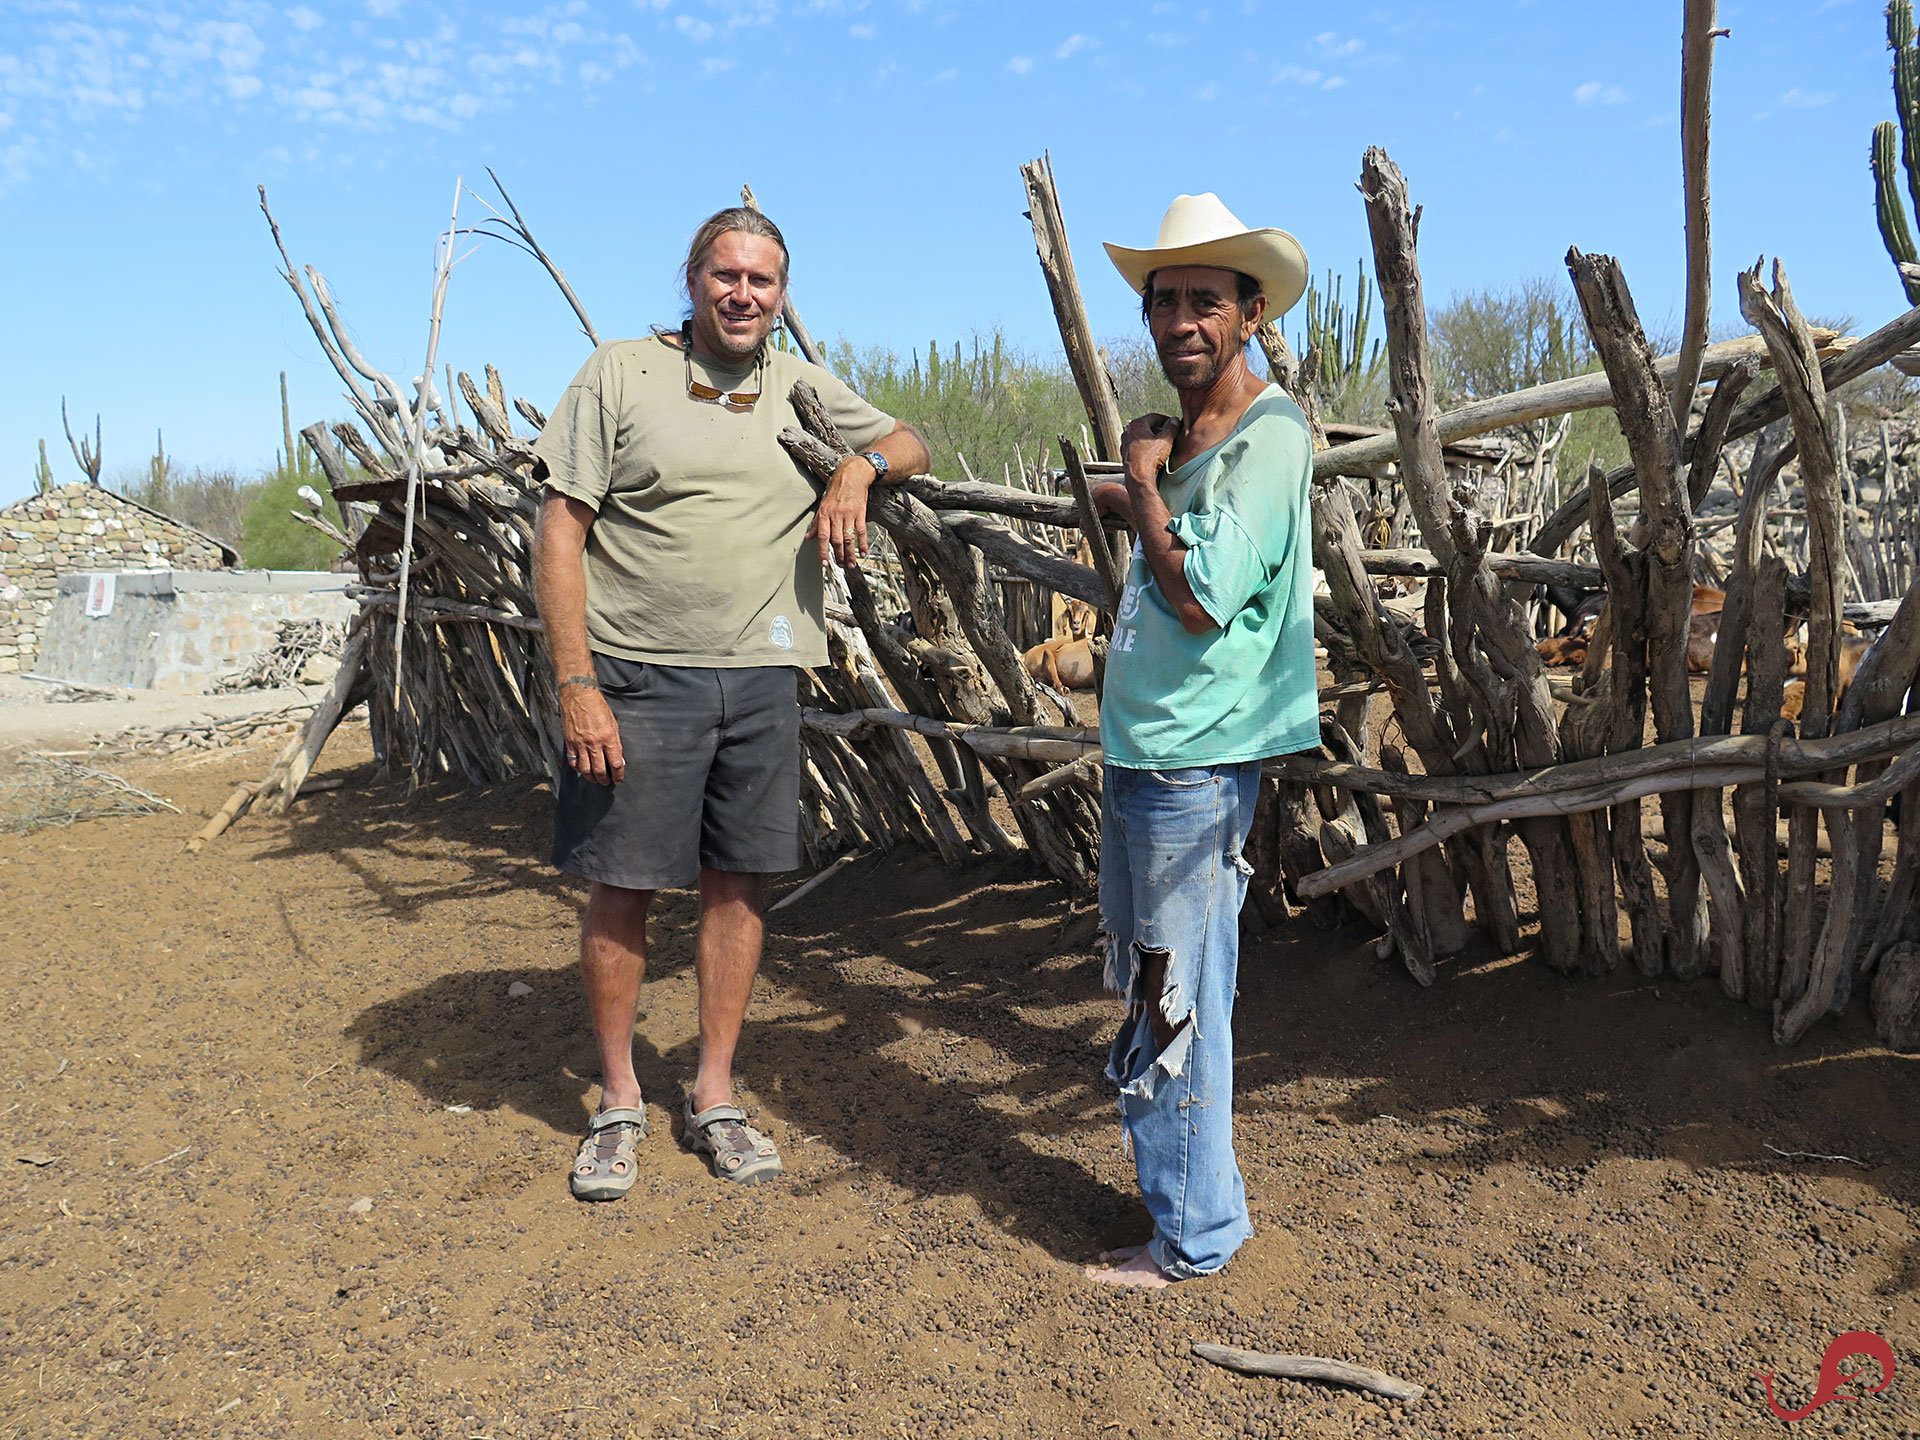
864, 451, 888, 479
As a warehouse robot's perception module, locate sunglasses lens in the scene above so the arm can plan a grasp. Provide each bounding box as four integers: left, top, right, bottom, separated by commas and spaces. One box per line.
688, 381, 724, 400
728, 391, 761, 406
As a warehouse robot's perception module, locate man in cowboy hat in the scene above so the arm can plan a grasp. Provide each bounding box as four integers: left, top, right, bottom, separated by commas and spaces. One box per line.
532, 206, 929, 1200
1082, 193, 1318, 1287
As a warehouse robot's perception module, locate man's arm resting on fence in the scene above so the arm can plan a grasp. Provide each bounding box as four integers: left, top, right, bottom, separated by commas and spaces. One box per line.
811, 421, 931, 569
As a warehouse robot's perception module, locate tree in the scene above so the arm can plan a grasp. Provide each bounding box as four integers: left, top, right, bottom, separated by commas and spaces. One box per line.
1430, 277, 1628, 472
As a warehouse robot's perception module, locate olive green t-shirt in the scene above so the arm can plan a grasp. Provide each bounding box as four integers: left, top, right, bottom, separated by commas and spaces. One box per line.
532, 333, 895, 668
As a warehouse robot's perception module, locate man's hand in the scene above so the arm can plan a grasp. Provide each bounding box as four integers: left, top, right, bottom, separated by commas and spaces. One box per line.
1122, 413, 1179, 486
807, 454, 876, 569
559, 679, 626, 786
1089, 481, 1135, 526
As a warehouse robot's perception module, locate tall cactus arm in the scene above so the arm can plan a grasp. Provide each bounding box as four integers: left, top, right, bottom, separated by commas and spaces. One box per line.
1891, 0, 1920, 234
1876, 122, 1920, 304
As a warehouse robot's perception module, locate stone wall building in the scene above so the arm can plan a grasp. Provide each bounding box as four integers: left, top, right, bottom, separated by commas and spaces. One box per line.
0, 482, 238, 674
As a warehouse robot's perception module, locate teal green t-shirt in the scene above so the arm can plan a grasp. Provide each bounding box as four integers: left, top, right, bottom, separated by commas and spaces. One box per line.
1099, 386, 1319, 769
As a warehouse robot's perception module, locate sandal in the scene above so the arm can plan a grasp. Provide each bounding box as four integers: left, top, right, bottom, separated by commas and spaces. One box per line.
569, 1105, 647, 1201
683, 1099, 783, 1184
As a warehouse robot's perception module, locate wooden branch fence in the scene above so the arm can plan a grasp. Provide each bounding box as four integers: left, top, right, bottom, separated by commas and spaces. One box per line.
247, 142, 1920, 1050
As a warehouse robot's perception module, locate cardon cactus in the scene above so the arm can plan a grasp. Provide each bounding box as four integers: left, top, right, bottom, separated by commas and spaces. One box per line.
1301, 264, 1383, 414
1874, 0, 1920, 303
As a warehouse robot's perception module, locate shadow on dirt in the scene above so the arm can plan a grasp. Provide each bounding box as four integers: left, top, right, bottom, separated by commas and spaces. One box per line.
320, 775, 1920, 1274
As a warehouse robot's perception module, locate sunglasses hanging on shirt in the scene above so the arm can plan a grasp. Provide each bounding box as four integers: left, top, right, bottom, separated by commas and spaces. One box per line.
681, 326, 764, 411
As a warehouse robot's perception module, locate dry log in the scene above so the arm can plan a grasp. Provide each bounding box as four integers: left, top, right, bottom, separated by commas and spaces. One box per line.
1313, 333, 1813, 482
1736, 555, 1792, 1007
1570, 249, 1701, 977
1743, 260, 1849, 1041
350, 588, 544, 632
1264, 710, 1920, 806
184, 783, 258, 854
1530, 304, 1920, 557
1695, 412, 1780, 996
1190, 1343, 1424, 1403
802, 706, 1096, 763
256, 621, 370, 815
1359, 148, 1454, 566
1021, 154, 1124, 462
1322, 721, 1434, 984
1669, 0, 1722, 427
1871, 943, 1920, 1052
1060, 437, 1126, 608
1018, 754, 1102, 801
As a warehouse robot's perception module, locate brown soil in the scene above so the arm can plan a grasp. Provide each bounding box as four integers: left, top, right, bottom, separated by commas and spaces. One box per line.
2, 728, 1915, 1439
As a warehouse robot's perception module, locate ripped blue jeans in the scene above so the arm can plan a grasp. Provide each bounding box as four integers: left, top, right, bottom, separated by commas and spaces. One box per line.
1099, 760, 1260, 1281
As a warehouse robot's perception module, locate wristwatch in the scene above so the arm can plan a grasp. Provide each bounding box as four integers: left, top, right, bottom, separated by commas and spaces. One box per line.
859, 450, 889, 483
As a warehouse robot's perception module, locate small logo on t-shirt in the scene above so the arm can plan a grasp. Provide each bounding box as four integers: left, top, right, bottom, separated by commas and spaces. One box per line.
769, 615, 795, 650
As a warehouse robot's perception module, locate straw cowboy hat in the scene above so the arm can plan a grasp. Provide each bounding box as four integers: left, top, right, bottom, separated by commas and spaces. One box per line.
1104, 193, 1309, 317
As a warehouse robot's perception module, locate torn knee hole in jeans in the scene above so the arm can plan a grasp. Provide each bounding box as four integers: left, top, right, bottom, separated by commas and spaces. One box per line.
1116, 942, 1198, 1101
1134, 947, 1190, 1052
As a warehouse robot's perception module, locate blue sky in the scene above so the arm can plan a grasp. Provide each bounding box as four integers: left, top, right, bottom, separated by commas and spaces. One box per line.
0, 0, 1905, 505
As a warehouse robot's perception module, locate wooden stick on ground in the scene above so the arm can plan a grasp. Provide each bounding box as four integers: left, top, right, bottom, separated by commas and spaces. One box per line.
1191, 1342, 1425, 1403
184, 783, 258, 854
768, 851, 863, 914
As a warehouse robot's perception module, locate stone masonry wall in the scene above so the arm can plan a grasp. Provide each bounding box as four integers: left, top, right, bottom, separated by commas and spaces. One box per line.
0, 483, 229, 674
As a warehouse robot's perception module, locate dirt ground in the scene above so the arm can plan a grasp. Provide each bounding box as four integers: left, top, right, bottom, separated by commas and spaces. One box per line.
2, 726, 1916, 1439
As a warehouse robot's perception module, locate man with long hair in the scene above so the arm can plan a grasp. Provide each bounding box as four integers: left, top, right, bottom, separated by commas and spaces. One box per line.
532, 207, 928, 1199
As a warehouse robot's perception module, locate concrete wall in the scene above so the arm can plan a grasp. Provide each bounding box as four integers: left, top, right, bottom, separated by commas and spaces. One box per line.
0, 483, 233, 674
36, 570, 353, 693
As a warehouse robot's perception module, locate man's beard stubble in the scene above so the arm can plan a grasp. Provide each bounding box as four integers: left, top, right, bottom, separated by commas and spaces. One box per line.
1157, 338, 1223, 392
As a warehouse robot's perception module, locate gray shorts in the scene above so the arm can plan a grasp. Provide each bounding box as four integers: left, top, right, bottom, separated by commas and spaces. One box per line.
551, 658, 802, 890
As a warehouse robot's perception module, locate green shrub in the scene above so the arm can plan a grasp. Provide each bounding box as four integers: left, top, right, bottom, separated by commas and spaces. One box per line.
240, 458, 347, 570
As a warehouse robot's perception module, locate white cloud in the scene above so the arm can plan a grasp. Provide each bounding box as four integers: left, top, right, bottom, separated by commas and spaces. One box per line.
1574, 80, 1627, 106
675, 15, 715, 41
1322, 74, 1346, 90
699, 56, 734, 76
0, 0, 657, 189
1779, 88, 1835, 108
1314, 32, 1362, 57
1004, 55, 1034, 75
1273, 63, 1322, 86
850, 22, 875, 37
1055, 34, 1089, 60
1194, 81, 1217, 101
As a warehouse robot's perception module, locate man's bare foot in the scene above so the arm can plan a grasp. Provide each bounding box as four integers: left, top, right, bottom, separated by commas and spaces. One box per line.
1096, 1244, 1148, 1264
1085, 1248, 1173, 1289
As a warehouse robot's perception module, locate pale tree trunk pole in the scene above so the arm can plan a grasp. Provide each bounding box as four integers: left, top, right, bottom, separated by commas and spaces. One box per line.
1568, 247, 1702, 976
1669, 0, 1726, 428
1021, 154, 1126, 463
1361, 146, 1547, 957
1743, 260, 1855, 1043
